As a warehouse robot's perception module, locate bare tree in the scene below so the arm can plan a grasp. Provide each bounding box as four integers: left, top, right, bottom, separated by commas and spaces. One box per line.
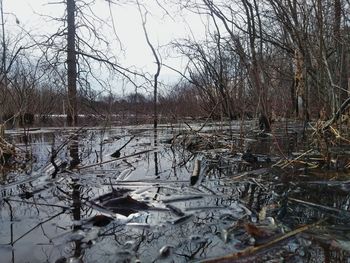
67, 0, 78, 126
137, 1, 162, 129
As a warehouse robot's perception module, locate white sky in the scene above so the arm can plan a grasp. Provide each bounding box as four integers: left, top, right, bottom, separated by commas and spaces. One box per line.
4, 0, 208, 92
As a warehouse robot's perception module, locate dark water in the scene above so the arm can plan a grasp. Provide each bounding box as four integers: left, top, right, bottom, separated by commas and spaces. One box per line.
1, 122, 350, 263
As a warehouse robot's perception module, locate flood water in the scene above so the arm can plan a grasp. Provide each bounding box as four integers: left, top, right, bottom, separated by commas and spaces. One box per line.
1, 121, 350, 262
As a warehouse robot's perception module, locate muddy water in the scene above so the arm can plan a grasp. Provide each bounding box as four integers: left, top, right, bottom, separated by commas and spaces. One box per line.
0, 122, 350, 262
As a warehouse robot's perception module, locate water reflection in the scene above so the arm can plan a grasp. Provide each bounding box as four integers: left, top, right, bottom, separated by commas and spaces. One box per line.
153, 128, 160, 201
4, 199, 15, 263
0, 124, 350, 262
154, 129, 159, 178
69, 135, 80, 169
71, 179, 83, 262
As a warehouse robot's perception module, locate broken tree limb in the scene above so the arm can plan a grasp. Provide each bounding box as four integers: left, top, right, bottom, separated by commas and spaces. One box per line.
111, 136, 135, 158
289, 197, 350, 217
201, 220, 324, 263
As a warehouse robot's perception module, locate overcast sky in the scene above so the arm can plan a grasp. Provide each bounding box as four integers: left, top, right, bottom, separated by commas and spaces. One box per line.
4, 0, 208, 91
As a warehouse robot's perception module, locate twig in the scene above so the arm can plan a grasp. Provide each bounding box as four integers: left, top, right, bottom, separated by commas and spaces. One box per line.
4, 198, 70, 210
183, 100, 221, 133
273, 149, 313, 169
4, 211, 65, 246
289, 197, 350, 217
78, 149, 155, 170
329, 126, 350, 143
111, 136, 135, 158
51, 126, 86, 178
118, 136, 135, 152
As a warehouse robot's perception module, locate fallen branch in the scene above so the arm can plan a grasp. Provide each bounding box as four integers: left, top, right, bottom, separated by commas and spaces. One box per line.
111, 136, 135, 158
0, 208, 65, 246
329, 126, 350, 144
202, 220, 323, 263
79, 149, 155, 170
272, 149, 313, 169
289, 197, 350, 217
322, 96, 350, 131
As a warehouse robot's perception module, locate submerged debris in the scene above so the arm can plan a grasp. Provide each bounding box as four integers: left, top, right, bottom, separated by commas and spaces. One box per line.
2, 123, 350, 262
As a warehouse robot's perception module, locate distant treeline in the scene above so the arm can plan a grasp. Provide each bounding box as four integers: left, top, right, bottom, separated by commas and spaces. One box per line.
1, 0, 350, 127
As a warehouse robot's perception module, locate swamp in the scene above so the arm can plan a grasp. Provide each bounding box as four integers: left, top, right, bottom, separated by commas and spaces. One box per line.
1, 119, 350, 262
2, 0, 350, 262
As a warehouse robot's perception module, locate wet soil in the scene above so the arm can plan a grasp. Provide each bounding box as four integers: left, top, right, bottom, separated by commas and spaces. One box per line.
1, 121, 350, 262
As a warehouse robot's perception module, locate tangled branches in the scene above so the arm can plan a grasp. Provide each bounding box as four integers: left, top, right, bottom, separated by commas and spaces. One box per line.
0, 125, 15, 166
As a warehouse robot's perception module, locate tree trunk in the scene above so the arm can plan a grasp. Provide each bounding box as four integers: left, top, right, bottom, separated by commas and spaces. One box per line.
67, 0, 77, 126
242, 0, 269, 126
0, 0, 6, 123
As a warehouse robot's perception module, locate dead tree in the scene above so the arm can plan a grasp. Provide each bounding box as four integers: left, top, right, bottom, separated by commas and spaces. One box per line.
137, 2, 161, 129
67, 0, 78, 126
39, 0, 153, 124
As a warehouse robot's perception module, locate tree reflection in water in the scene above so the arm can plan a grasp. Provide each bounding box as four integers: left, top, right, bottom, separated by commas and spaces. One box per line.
0, 126, 350, 262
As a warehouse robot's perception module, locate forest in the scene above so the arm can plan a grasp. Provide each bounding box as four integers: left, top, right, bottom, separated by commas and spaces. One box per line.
1, 0, 350, 262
